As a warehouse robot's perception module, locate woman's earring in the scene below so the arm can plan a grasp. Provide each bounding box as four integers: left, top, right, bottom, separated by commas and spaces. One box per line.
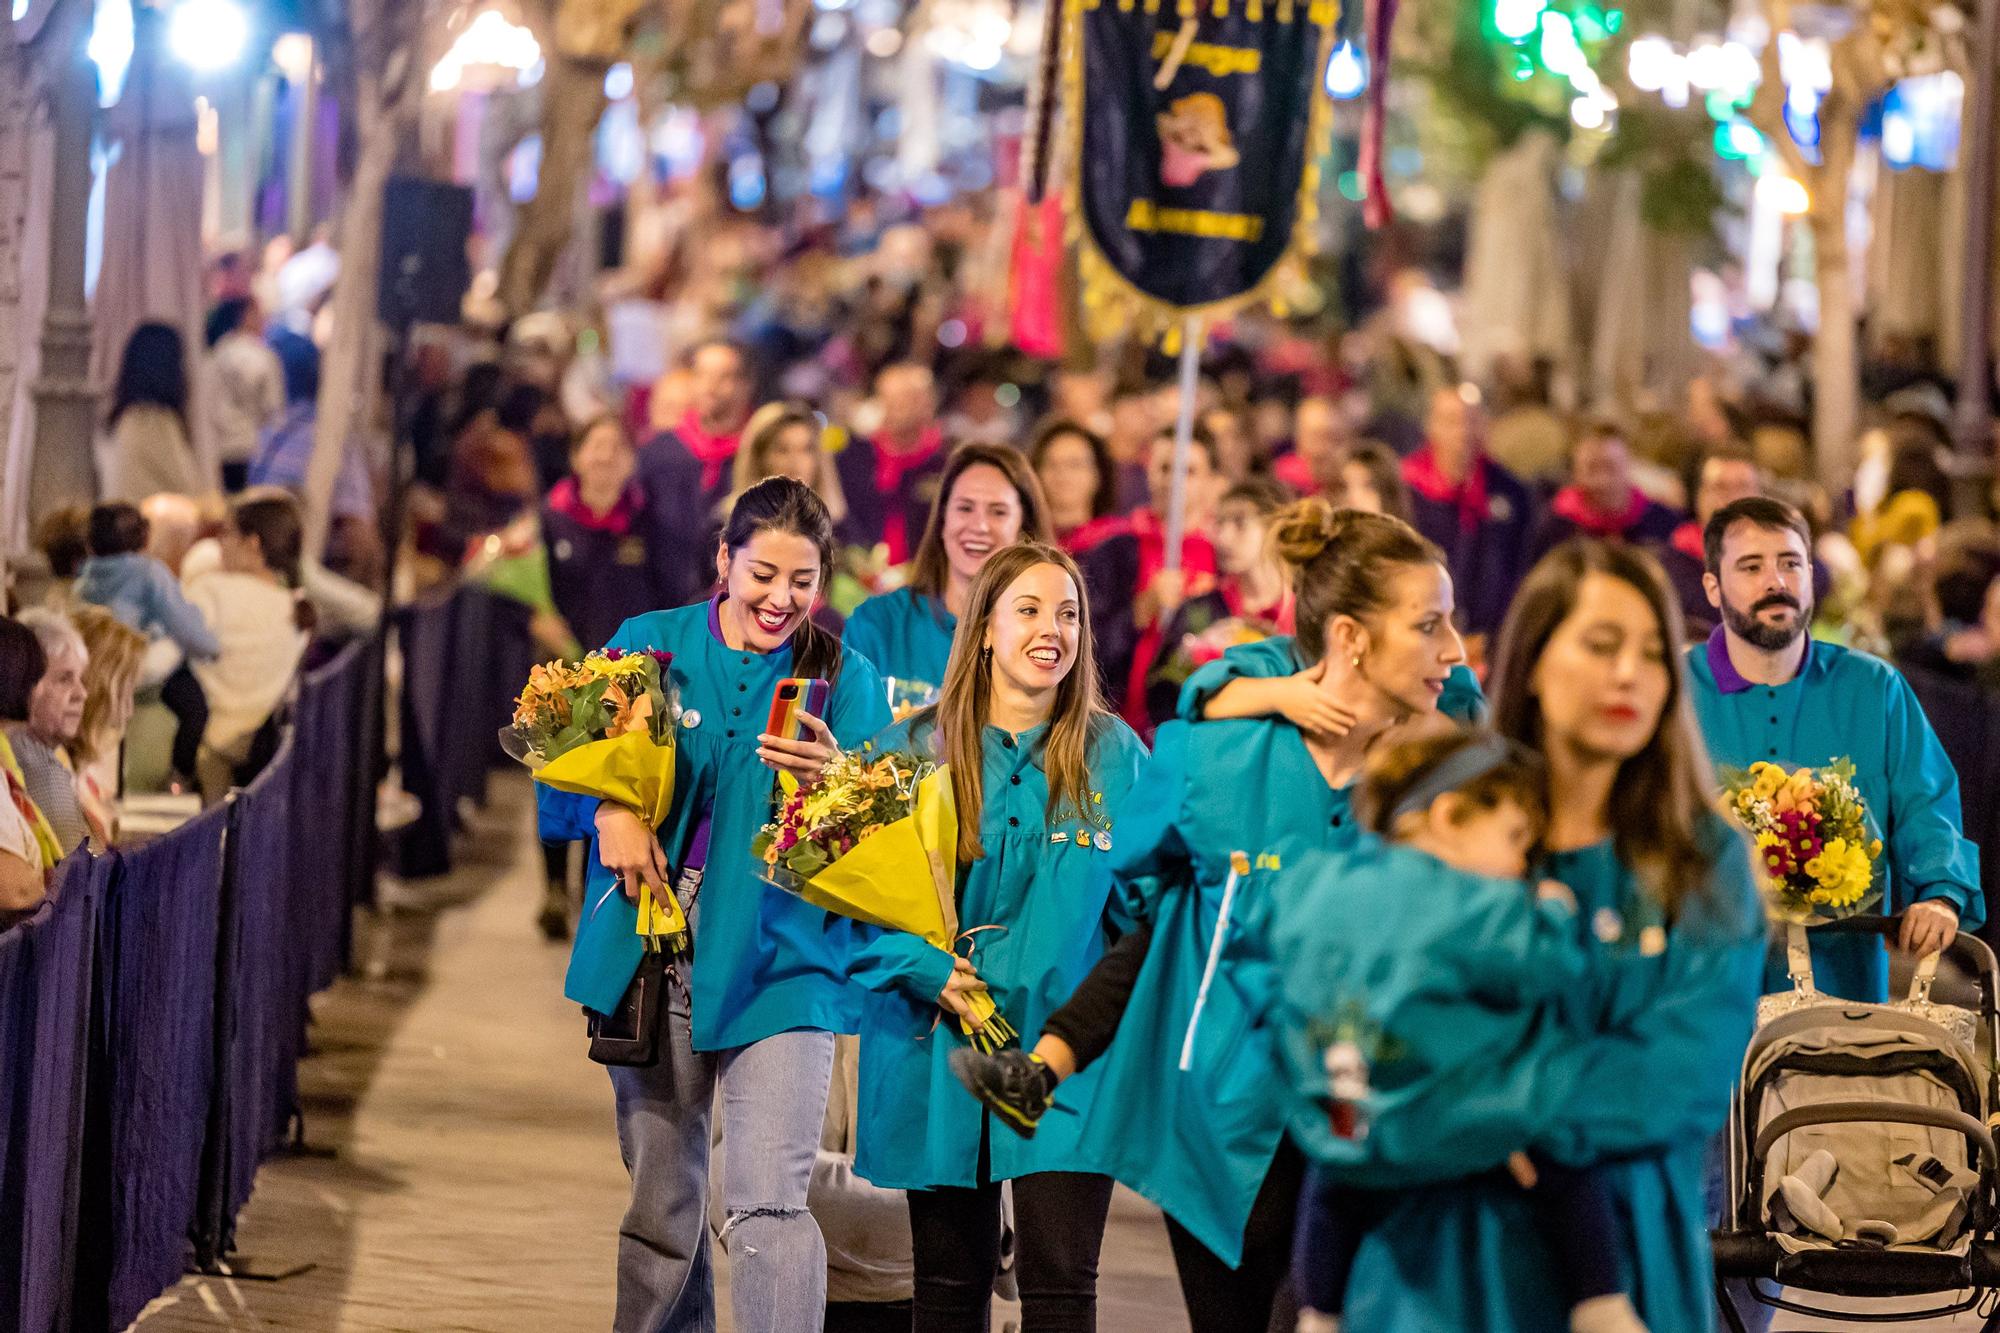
1351, 655, 1362, 668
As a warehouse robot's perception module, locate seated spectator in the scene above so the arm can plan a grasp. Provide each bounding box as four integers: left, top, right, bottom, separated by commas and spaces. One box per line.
0, 618, 59, 920
31, 504, 90, 607
1528, 417, 1684, 560
100, 321, 214, 502
75, 502, 219, 659
249, 330, 378, 568
202, 295, 286, 493
182, 491, 312, 796
69, 605, 146, 846
7, 609, 90, 855
141, 491, 207, 577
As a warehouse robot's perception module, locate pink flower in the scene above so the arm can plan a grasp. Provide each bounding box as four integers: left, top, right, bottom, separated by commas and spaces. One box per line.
649, 650, 674, 667
604, 647, 625, 660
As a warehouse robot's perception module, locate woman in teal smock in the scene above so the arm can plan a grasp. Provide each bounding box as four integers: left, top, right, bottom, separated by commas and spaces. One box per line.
1330, 540, 1765, 1332
537, 479, 890, 1333
843, 443, 1050, 708
844, 541, 1146, 1331
958, 503, 1477, 1333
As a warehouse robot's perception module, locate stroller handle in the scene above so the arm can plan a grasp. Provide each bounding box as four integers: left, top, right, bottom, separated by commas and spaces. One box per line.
1752, 1100, 1998, 1172
1800, 915, 2000, 984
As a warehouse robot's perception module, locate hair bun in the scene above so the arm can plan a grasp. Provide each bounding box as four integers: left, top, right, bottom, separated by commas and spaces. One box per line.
1271, 498, 1339, 567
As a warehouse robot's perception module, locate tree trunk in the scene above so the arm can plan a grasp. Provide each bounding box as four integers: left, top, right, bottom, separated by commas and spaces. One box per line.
1808, 105, 1862, 489
0, 14, 29, 488
1811, 208, 1861, 487
495, 51, 608, 320
301, 0, 422, 563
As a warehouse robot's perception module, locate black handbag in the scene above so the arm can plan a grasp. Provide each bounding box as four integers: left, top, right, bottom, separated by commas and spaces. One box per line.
587, 948, 671, 1066
586, 862, 702, 1067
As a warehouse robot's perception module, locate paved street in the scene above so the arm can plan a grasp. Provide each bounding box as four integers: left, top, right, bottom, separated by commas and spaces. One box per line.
131, 776, 1184, 1332
130, 775, 1983, 1332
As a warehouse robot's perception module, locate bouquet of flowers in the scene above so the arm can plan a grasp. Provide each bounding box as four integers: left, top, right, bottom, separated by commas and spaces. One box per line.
504, 649, 691, 956
752, 750, 1016, 1051
1723, 759, 1883, 923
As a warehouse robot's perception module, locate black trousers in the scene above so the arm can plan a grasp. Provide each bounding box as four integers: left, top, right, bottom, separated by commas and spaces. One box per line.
1161, 1136, 1305, 1333
904, 1124, 1115, 1333
160, 664, 209, 781
1041, 921, 1154, 1069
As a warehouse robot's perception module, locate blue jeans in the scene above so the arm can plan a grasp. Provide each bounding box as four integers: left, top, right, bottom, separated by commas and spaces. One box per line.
609, 993, 836, 1333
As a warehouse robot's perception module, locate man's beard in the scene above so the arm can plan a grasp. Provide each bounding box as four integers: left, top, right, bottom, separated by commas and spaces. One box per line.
1722, 591, 1809, 652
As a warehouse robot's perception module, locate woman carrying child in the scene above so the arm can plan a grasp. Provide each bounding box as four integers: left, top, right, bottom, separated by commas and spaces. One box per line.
847, 541, 1148, 1330
955, 503, 1475, 1331
1279, 541, 1765, 1331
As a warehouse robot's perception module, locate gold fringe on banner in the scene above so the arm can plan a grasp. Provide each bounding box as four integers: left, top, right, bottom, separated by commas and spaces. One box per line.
1059, 0, 1339, 349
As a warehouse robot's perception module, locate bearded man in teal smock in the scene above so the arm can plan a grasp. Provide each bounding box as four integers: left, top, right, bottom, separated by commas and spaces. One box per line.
1686, 497, 1982, 1004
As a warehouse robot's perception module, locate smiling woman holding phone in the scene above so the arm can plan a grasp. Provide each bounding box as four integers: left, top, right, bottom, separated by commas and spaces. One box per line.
537, 476, 890, 1333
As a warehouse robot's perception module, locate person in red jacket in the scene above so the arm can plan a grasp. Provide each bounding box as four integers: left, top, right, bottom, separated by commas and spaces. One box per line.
1528, 418, 1685, 560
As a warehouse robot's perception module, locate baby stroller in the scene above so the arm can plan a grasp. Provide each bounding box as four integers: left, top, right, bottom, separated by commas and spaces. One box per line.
1713, 917, 2000, 1329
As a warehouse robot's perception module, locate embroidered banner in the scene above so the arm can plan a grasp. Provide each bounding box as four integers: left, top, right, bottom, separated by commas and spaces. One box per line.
1065, 0, 1339, 332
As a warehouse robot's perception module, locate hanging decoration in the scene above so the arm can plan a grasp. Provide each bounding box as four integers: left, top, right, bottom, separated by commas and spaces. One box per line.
1060, 0, 1341, 344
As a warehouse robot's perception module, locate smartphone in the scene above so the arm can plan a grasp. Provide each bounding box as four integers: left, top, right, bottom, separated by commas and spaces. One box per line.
767, 677, 831, 741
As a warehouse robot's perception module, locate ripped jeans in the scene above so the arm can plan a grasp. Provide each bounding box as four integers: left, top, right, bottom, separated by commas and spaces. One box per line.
609, 992, 836, 1333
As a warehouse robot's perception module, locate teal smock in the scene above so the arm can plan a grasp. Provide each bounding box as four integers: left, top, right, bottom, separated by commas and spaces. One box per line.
1333, 821, 1766, 1333
1264, 840, 1598, 1184
843, 587, 957, 700
847, 713, 1148, 1190
1176, 635, 1486, 724
1686, 631, 1983, 1001
538, 599, 890, 1051
1064, 717, 1362, 1264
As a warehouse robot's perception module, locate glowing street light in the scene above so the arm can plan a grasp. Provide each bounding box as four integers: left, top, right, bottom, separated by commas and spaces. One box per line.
167, 0, 249, 70
1324, 39, 1366, 99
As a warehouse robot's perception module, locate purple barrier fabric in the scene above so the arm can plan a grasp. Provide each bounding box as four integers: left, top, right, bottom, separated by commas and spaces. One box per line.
0, 856, 102, 1333
91, 804, 228, 1332
293, 642, 365, 993
200, 740, 304, 1257
396, 593, 458, 877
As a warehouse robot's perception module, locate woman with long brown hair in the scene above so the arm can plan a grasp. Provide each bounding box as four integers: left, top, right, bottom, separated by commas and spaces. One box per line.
1324, 539, 1765, 1330
843, 443, 1053, 706
846, 541, 1147, 1331
538, 477, 891, 1333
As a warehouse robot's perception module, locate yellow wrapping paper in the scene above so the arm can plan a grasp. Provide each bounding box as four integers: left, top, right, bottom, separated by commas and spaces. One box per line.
781, 767, 1008, 1045
532, 730, 690, 954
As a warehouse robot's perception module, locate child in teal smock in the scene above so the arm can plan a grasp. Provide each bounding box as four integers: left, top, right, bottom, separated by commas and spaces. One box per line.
842, 585, 955, 706
1270, 728, 1653, 1333
539, 597, 890, 1043
1686, 628, 1981, 1002
1321, 811, 1765, 1332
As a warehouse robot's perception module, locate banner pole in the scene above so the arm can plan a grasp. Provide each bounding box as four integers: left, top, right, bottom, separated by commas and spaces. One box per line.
1163, 315, 1202, 573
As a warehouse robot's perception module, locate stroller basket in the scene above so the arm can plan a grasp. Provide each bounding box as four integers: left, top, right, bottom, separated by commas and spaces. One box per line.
1715, 918, 2000, 1330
